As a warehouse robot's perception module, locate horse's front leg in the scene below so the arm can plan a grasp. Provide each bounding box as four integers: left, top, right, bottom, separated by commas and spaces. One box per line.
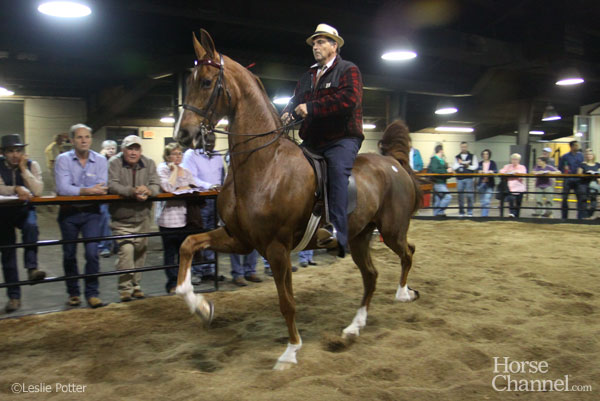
266, 242, 302, 370
176, 227, 250, 324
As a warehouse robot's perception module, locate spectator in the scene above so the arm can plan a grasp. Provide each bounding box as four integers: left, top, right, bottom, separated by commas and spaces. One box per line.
429, 144, 453, 217
499, 153, 527, 218
181, 132, 224, 282
156, 143, 199, 294
0, 134, 46, 313
299, 249, 317, 267
577, 148, 600, 219
558, 141, 584, 219
98, 140, 118, 258
532, 156, 559, 218
230, 251, 261, 286
453, 141, 478, 217
44, 133, 68, 193
108, 135, 160, 302
541, 147, 556, 167
55, 124, 107, 308
477, 149, 497, 217
408, 138, 423, 172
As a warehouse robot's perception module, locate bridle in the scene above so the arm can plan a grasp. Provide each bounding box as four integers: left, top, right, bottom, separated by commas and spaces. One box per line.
174, 54, 302, 156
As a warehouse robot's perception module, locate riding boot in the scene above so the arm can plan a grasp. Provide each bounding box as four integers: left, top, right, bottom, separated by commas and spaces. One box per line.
316, 223, 338, 249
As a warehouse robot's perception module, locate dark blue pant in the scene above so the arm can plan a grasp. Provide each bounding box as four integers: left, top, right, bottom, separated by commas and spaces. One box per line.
506, 193, 523, 217
230, 250, 258, 279
98, 204, 115, 253
312, 137, 362, 249
58, 210, 102, 298
192, 199, 216, 275
159, 226, 187, 292
561, 178, 584, 219
1, 208, 39, 299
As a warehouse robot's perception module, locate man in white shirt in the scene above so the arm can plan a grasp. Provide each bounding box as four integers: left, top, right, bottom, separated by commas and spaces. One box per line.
452, 141, 479, 217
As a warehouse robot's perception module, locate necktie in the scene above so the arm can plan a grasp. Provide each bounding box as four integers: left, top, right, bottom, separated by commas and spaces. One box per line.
315, 65, 327, 86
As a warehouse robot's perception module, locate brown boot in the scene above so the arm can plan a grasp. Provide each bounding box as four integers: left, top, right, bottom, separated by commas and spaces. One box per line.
67, 296, 81, 306
244, 274, 263, 283
5, 298, 21, 313
87, 297, 104, 308
233, 276, 248, 287
132, 289, 145, 299
28, 269, 46, 281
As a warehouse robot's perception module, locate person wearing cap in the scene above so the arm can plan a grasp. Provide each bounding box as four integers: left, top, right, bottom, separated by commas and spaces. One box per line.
44, 133, 69, 194
108, 135, 160, 302
282, 23, 364, 257
98, 140, 119, 258
0, 134, 46, 313
541, 147, 555, 167
55, 124, 108, 308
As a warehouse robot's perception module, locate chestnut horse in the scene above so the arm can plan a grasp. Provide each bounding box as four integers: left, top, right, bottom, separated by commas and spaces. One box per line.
174, 30, 422, 370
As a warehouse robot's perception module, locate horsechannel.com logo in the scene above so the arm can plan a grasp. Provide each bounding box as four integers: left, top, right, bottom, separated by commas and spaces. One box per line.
492, 357, 592, 392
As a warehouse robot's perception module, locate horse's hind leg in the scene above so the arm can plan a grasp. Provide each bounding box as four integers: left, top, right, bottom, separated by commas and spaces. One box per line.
379, 223, 419, 303
343, 224, 377, 338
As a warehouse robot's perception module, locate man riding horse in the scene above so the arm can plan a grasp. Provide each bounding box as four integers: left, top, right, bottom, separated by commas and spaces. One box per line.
282, 23, 363, 257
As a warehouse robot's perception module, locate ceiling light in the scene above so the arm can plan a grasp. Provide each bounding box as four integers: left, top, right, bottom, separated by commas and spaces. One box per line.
529, 130, 544, 135
273, 96, 292, 105
555, 77, 584, 86
541, 105, 561, 121
381, 50, 417, 61
435, 107, 458, 115
160, 117, 175, 124
575, 132, 583, 137
435, 126, 474, 133
363, 123, 376, 130
38, 1, 91, 18
0, 87, 15, 96
217, 118, 228, 126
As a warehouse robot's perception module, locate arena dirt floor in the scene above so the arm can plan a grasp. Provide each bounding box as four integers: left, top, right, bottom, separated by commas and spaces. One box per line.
0, 220, 598, 400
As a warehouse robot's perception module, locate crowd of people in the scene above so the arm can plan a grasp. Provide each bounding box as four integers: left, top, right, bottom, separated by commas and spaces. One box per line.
414, 141, 599, 219
0, 125, 318, 314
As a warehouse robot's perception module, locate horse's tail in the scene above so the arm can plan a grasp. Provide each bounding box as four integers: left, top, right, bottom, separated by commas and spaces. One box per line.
378, 119, 424, 214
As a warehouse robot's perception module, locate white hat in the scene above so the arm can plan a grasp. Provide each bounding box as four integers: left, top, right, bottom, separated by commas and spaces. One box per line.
122, 135, 142, 148
306, 23, 344, 48
543, 147, 552, 153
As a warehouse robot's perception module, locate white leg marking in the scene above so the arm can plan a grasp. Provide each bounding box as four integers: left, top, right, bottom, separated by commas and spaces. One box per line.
395, 284, 418, 302
342, 306, 367, 338
273, 337, 302, 370
176, 269, 211, 320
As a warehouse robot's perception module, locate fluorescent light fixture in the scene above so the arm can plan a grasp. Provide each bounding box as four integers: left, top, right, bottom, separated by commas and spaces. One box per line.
435, 126, 474, 133
38, 1, 92, 18
541, 105, 561, 121
273, 96, 292, 105
0, 86, 14, 96
529, 130, 544, 135
381, 50, 417, 61
555, 77, 584, 86
363, 123, 376, 130
217, 118, 228, 126
160, 117, 175, 124
435, 107, 458, 115
575, 132, 583, 137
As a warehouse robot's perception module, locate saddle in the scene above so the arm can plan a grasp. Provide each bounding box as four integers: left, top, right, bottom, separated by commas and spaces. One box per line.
292, 147, 356, 252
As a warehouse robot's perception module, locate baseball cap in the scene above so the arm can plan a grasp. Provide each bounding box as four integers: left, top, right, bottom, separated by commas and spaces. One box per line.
543, 147, 552, 153
122, 135, 142, 148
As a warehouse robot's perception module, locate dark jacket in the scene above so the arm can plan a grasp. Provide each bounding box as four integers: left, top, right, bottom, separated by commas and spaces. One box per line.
428, 155, 449, 184
477, 160, 498, 188
286, 55, 364, 148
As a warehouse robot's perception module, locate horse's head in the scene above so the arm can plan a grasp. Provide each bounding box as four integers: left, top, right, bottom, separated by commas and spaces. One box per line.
174, 29, 232, 149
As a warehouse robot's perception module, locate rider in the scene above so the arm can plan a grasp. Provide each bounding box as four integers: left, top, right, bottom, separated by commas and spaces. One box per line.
282, 23, 364, 257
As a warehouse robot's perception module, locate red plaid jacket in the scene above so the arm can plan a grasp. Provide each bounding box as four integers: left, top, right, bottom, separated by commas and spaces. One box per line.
285, 56, 364, 148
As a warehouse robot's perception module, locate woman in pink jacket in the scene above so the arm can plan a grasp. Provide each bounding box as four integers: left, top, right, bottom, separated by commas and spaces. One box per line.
500, 153, 528, 217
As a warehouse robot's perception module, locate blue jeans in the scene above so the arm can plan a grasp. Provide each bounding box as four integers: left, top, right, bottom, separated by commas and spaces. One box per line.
506, 193, 524, 217
478, 183, 493, 217
0, 208, 39, 299
457, 178, 474, 215
192, 198, 216, 275
433, 183, 452, 215
309, 137, 362, 249
230, 250, 258, 279
58, 209, 101, 298
561, 178, 585, 219
98, 204, 115, 253
298, 250, 314, 264
159, 226, 187, 293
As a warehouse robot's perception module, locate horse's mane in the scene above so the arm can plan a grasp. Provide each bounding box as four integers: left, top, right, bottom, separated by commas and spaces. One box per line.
379, 120, 423, 214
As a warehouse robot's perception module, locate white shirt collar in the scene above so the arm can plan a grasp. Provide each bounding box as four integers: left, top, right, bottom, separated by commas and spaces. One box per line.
310, 57, 336, 71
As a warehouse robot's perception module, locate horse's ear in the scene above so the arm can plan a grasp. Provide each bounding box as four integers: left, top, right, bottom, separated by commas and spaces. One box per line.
193, 31, 207, 60
199, 29, 216, 59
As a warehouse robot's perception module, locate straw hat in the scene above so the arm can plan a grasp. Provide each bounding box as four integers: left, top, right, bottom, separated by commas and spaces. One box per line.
306, 23, 344, 48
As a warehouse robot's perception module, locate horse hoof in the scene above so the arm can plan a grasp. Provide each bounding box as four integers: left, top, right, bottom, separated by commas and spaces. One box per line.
395, 286, 419, 302
194, 301, 214, 327
273, 361, 296, 371
341, 328, 360, 339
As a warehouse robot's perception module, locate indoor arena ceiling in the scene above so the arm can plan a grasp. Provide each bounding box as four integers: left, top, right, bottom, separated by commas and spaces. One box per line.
2, 0, 600, 140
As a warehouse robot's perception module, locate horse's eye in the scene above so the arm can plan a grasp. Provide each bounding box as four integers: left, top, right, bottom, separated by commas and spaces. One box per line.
201, 79, 212, 89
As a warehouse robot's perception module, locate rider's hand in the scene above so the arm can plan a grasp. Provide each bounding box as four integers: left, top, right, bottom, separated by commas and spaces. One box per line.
294, 104, 308, 118
281, 112, 292, 125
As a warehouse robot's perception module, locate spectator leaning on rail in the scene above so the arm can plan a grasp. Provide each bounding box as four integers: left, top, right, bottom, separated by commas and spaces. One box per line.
408, 137, 424, 173
156, 142, 201, 294
428, 144, 453, 217
476, 149, 497, 217
108, 135, 160, 302
541, 147, 556, 167
0, 134, 46, 313
281, 23, 363, 257
98, 140, 118, 258
499, 153, 527, 218
558, 141, 584, 219
532, 156, 559, 218
55, 124, 108, 309
577, 148, 600, 219
452, 141, 478, 217
44, 132, 69, 193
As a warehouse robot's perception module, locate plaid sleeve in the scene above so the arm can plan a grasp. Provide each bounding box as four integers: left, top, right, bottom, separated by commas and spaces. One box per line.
307, 66, 362, 118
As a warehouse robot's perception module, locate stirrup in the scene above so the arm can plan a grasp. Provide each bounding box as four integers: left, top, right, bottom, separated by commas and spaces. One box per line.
316, 225, 338, 249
